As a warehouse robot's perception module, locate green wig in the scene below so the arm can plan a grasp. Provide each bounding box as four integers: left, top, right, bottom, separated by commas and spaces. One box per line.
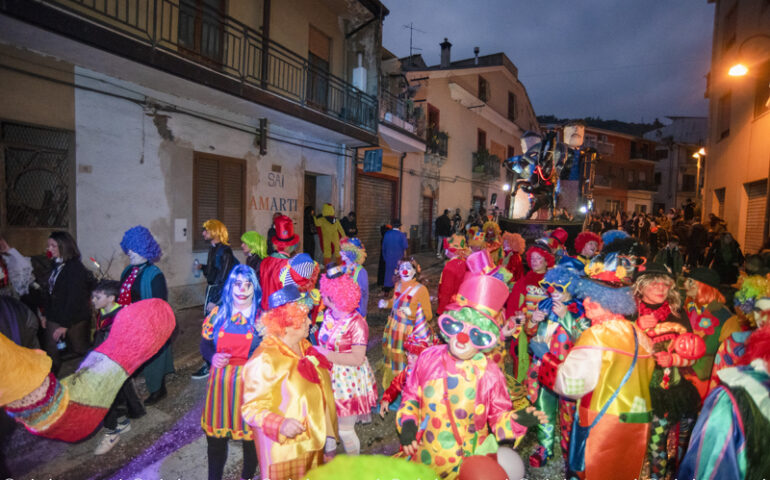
241, 231, 267, 258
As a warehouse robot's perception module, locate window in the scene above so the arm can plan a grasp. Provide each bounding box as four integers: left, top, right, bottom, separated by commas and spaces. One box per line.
477, 129, 487, 152
1, 121, 74, 229
605, 199, 621, 213
193, 152, 246, 251
507, 145, 516, 160
427, 104, 440, 130
507, 92, 516, 121
755, 61, 770, 118
722, 3, 737, 52
682, 174, 696, 192
718, 92, 731, 140
179, 0, 225, 64
639, 170, 647, 182
307, 26, 331, 109
627, 169, 634, 183
478, 76, 489, 103
655, 149, 668, 161
654, 172, 662, 185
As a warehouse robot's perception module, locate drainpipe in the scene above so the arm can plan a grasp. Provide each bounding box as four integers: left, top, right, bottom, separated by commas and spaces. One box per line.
260, 0, 271, 89
398, 152, 406, 220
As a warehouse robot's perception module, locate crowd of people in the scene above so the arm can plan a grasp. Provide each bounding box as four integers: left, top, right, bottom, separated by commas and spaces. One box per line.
1, 199, 769, 480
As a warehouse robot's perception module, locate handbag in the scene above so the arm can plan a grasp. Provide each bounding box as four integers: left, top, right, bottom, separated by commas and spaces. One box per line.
568, 328, 638, 473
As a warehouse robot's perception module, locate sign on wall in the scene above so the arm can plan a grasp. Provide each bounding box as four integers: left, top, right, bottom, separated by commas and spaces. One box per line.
363, 148, 383, 172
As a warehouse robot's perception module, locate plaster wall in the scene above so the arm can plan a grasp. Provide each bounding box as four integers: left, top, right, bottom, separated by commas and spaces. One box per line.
74, 69, 345, 308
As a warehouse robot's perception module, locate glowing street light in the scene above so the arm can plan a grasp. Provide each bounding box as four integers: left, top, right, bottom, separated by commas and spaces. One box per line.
503, 183, 510, 191
728, 63, 749, 77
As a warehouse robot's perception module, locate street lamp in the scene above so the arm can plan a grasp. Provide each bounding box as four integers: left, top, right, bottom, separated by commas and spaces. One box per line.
727, 33, 770, 77
693, 149, 705, 211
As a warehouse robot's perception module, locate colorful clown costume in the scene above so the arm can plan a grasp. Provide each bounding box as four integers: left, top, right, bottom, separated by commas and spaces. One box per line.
381, 278, 432, 388
396, 345, 527, 479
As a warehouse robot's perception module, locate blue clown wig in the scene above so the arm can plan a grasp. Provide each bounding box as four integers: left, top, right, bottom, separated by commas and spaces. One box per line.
574, 277, 636, 317
120, 225, 162, 261
211, 264, 262, 331
542, 266, 581, 297
601, 229, 629, 247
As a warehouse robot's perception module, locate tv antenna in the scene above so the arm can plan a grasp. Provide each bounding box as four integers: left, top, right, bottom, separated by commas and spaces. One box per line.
403, 23, 425, 65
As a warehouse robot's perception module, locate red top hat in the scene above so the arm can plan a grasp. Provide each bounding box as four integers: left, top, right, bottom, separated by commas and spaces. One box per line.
550, 227, 568, 246
272, 215, 299, 249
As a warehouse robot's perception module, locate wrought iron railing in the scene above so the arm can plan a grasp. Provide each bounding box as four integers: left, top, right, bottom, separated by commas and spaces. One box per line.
35, 0, 378, 132
427, 128, 449, 157
472, 150, 500, 179
379, 88, 425, 137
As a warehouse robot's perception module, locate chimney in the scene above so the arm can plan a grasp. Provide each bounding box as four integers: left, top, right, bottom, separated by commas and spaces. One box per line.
474, 46, 480, 65
440, 38, 452, 68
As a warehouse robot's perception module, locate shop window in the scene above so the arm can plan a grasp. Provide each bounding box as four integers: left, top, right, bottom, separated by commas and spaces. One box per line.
193, 152, 245, 251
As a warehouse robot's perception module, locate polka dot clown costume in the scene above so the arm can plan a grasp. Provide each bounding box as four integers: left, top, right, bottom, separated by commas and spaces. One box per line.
396, 273, 535, 479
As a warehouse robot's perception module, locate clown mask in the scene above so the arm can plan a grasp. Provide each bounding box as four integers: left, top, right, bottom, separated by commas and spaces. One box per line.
127, 250, 147, 266
439, 308, 499, 360
398, 261, 417, 282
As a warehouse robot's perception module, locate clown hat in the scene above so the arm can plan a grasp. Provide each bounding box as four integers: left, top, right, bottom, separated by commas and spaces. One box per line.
447, 274, 509, 323
267, 285, 304, 310
468, 229, 486, 249
550, 227, 568, 246
282, 253, 318, 289
340, 237, 366, 265
465, 250, 498, 276
272, 215, 299, 248
576, 249, 637, 316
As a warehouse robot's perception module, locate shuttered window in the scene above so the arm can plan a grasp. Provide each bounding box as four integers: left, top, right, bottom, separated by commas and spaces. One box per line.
356, 174, 396, 263
193, 152, 246, 251
744, 180, 767, 254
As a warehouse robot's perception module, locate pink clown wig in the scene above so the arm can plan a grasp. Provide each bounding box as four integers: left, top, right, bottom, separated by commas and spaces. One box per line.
320, 272, 361, 314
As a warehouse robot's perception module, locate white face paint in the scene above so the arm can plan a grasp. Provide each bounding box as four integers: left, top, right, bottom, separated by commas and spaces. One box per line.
127, 250, 147, 265
398, 262, 416, 282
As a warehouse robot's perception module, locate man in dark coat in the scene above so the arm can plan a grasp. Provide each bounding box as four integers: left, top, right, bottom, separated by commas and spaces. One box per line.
435, 209, 452, 258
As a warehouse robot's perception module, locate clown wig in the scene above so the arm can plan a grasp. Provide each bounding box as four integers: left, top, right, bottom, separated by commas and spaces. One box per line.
241, 231, 267, 259
502, 232, 526, 253
739, 324, 770, 367
320, 272, 361, 314
526, 245, 555, 269
633, 274, 681, 315
203, 219, 229, 245
482, 220, 501, 238
210, 265, 261, 331
260, 302, 310, 337
574, 277, 637, 317
542, 266, 580, 297
575, 231, 602, 256
688, 280, 726, 307
601, 229, 629, 247
340, 237, 367, 265
120, 225, 162, 261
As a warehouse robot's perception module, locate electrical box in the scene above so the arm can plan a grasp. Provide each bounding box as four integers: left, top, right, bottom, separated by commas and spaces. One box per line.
174, 218, 188, 243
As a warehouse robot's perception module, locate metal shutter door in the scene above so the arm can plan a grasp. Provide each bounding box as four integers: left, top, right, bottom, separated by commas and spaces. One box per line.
744, 180, 767, 254
356, 175, 395, 263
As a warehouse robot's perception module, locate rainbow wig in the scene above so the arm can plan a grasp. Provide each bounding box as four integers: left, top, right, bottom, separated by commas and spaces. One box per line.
241, 231, 267, 258
203, 219, 229, 245
120, 225, 162, 261
320, 271, 361, 314
260, 302, 310, 337
211, 265, 262, 331
340, 237, 367, 265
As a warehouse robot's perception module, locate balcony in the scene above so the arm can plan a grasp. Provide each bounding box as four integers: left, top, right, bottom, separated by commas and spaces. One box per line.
427, 128, 449, 157
4, 0, 378, 137
472, 150, 501, 179
593, 175, 611, 188
628, 181, 656, 191
379, 88, 425, 137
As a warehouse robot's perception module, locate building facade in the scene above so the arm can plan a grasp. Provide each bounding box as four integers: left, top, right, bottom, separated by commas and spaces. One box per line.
402, 40, 540, 234
586, 127, 657, 214
644, 116, 708, 213
703, 0, 770, 254
0, 0, 385, 307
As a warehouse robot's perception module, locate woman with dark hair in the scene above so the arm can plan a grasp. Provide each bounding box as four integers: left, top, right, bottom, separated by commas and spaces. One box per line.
42, 230, 92, 374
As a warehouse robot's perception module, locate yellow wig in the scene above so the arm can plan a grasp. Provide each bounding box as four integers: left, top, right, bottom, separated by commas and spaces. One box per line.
203, 219, 229, 245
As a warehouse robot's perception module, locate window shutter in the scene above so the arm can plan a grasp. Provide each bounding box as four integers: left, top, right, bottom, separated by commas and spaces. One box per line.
193, 153, 245, 251
221, 160, 245, 246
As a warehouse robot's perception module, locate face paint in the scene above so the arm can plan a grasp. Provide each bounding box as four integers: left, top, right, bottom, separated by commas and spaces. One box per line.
127, 250, 147, 265
232, 275, 254, 308
398, 262, 416, 282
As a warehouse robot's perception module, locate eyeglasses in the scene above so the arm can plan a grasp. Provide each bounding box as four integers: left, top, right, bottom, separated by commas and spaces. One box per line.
539, 280, 571, 293
439, 316, 496, 348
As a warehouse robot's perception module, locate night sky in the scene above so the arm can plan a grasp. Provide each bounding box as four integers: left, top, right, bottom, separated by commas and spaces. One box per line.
382, 0, 715, 124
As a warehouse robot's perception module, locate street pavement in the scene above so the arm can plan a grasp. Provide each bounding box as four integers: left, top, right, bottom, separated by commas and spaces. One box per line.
1, 250, 563, 480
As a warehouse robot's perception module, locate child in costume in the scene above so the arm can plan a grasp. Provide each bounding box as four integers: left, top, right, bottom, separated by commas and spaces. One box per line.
340, 237, 369, 317
501, 232, 526, 281
482, 220, 503, 264
396, 273, 545, 480
2, 298, 175, 442
378, 257, 433, 388
200, 265, 262, 480
316, 266, 378, 456
259, 214, 299, 311
437, 234, 470, 315
523, 265, 589, 467
91, 280, 146, 455
678, 322, 770, 480
682, 267, 742, 399
118, 225, 173, 404
548, 249, 656, 480
632, 263, 704, 479
241, 286, 338, 480
574, 231, 601, 265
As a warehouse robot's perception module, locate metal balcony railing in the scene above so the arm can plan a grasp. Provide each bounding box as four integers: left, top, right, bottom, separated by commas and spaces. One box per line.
472, 150, 500, 179
427, 128, 449, 157
32, 0, 378, 133
379, 88, 425, 137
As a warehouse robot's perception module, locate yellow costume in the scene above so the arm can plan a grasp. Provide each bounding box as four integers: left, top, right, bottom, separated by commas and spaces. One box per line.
242, 335, 338, 480
314, 203, 347, 264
